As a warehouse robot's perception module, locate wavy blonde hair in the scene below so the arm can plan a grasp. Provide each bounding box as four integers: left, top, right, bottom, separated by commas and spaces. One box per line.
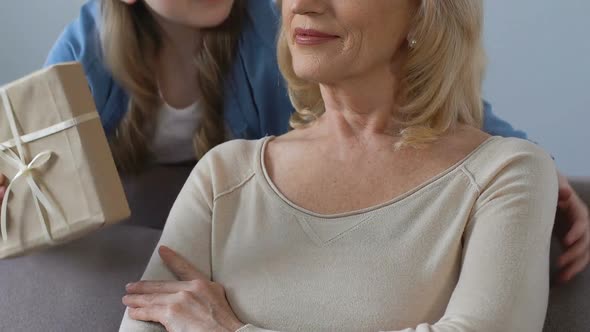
277, 1, 486, 147
101, 0, 244, 173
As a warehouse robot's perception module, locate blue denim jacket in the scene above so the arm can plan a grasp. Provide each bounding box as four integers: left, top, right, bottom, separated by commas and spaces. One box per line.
45, 0, 527, 140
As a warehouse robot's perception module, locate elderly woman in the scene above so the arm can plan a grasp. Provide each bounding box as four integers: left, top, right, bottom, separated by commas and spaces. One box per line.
119, 0, 557, 331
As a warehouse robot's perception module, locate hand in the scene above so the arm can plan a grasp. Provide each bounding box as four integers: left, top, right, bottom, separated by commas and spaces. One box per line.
555, 173, 590, 283
123, 246, 245, 332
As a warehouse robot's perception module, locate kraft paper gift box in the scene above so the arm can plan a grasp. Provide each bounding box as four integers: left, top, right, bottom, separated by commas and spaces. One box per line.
0, 62, 130, 259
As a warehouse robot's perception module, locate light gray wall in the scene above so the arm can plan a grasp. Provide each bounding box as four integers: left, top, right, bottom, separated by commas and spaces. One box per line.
0, 0, 85, 85
1, 1, 589, 175
484, 0, 590, 176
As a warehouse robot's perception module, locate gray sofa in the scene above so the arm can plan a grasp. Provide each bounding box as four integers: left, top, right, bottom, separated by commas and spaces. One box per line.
544, 178, 590, 332
0, 171, 588, 332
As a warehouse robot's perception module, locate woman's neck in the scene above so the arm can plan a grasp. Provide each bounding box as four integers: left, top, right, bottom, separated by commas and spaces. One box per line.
153, 16, 201, 108
152, 11, 199, 60
317, 63, 403, 143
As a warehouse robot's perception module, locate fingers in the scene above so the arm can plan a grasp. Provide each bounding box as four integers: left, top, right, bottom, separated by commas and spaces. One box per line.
127, 306, 167, 324
571, 194, 590, 220
555, 186, 590, 283
123, 293, 170, 308
558, 195, 582, 225
127, 280, 193, 294
558, 186, 573, 203
159, 246, 208, 281
126, 279, 213, 296
559, 251, 590, 283
558, 231, 590, 268
124, 290, 204, 329
557, 173, 572, 199
563, 215, 590, 246
123, 292, 196, 309
558, 198, 571, 211
123, 279, 240, 330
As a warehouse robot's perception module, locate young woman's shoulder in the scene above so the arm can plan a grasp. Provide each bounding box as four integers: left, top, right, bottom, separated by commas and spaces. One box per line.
44, 0, 127, 135
45, 0, 101, 67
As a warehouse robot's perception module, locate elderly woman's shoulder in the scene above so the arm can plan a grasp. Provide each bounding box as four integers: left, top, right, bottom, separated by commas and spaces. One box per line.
471, 134, 553, 168
202, 138, 264, 165
487, 137, 555, 176
444, 125, 555, 186
460, 134, 557, 193
448, 124, 550, 161
191, 138, 266, 186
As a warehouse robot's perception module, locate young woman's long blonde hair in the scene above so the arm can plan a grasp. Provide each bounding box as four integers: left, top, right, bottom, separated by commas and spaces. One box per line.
277, 1, 486, 147
101, 0, 245, 172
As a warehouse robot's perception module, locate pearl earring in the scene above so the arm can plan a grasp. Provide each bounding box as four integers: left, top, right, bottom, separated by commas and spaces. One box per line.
408, 38, 417, 49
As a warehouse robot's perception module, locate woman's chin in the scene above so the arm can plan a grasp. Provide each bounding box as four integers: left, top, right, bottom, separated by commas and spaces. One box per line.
292, 67, 338, 84
184, 4, 234, 28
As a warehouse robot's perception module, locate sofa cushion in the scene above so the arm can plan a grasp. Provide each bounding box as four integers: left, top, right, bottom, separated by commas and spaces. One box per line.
0, 224, 161, 332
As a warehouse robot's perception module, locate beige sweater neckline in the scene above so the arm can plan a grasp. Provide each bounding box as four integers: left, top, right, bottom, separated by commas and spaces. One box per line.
256, 135, 500, 220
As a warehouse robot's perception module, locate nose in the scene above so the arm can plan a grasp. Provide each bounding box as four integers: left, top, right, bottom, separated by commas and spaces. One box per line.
290, 0, 327, 16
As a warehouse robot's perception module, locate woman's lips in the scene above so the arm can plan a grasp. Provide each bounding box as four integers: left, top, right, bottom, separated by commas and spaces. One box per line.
294, 28, 339, 45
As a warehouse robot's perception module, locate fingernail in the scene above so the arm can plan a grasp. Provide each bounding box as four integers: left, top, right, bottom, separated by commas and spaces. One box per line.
126, 283, 133, 289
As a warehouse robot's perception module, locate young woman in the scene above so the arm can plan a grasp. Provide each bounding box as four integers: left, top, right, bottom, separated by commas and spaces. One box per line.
43, 0, 293, 229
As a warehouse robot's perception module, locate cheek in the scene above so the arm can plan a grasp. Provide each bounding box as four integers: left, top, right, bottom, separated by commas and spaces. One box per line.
347, 2, 412, 59
341, 31, 363, 61
354, 20, 408, 65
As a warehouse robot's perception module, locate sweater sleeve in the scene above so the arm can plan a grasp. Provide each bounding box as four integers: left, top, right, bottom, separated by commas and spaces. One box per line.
236, 143, 558, 332
118, 156, 216, 332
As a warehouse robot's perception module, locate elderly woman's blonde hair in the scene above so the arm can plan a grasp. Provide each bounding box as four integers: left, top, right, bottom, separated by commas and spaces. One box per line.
277, 1, 486, 147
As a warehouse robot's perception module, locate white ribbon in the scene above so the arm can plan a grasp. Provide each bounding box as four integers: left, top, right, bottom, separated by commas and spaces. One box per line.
0, 112, 99, 152
0, 88, 98, 243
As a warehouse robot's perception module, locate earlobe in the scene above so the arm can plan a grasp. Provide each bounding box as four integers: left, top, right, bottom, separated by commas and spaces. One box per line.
407, 36, 417, 49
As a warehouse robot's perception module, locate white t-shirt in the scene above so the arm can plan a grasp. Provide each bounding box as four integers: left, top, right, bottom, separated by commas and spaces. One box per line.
151, 102, 200, 163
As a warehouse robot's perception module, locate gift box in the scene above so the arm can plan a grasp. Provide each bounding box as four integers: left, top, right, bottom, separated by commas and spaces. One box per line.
0, 62, 130, 258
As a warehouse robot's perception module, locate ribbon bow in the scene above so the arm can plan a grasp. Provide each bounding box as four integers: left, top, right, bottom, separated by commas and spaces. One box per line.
0, 89, 69, 243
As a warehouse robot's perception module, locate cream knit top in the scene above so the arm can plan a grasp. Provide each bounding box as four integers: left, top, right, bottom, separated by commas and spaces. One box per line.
120, 136, 558, 332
